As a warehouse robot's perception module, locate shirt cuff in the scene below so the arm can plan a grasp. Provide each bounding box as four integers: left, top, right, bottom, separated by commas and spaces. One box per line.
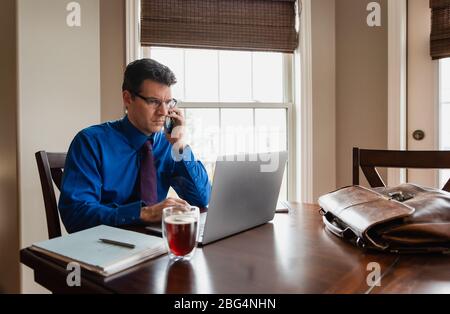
116, 201, 142, 225
174, 147, 200, 176
174, 145, 196, 163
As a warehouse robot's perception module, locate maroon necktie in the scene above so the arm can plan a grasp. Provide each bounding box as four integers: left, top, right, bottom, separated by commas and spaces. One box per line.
140, 140, 158, 206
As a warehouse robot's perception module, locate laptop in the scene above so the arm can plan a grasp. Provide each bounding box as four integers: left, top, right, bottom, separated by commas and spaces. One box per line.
145, 151, 288, 245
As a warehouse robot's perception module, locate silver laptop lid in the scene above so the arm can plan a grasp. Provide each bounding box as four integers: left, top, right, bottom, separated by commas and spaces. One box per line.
201, 151, 288, 245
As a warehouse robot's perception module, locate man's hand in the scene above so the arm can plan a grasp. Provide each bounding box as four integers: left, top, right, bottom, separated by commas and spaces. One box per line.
140, 197, 189, 223
165, 107, 186, 148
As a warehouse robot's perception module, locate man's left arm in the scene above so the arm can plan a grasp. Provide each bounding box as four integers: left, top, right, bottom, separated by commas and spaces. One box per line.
170, 146, 211, 208
164, 107, 211, 207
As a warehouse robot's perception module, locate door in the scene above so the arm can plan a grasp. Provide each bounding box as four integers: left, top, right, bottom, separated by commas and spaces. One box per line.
407, 0, 440, 188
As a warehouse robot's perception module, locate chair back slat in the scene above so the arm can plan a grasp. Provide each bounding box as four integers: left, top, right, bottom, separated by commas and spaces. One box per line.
353, 147, 450, 192
361, 166, 385, 188
35, 151, 67, 239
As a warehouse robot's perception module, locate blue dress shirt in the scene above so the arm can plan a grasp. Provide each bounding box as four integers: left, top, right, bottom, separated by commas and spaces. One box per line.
58, 115, 211, 233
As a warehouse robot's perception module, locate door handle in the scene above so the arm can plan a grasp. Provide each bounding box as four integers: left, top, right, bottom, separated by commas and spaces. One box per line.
412, 130, 425, 141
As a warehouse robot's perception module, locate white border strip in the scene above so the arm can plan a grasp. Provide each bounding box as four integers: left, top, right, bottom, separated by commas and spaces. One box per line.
125, 0, 141, 64
387, 0, 407, 186
298, 0, 313, 203
177, 102, 291, 109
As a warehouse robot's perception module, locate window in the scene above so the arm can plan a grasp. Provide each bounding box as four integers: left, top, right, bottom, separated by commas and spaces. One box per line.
439, 58, 450, 187
142, 47, 292, 202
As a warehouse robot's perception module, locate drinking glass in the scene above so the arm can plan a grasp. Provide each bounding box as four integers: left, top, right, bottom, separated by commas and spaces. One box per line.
162, 205, 200, 261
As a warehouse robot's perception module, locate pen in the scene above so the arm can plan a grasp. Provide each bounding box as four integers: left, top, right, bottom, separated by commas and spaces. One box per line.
99, 238, 136, 249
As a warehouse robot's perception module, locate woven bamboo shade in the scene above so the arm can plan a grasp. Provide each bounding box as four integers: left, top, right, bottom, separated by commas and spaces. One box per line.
430, 0, 450, 60
141, 0, 299, 53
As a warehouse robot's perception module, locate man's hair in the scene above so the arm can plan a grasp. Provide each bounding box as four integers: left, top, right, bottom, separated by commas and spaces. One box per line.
122, 58, 177, 93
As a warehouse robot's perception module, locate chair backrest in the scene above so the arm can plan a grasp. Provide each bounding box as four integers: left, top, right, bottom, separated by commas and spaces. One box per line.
35, 151, 67, 239
353, 147, 450, 192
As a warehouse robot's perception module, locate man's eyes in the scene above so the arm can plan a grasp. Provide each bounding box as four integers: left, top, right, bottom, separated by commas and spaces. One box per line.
146, 98, 161, 104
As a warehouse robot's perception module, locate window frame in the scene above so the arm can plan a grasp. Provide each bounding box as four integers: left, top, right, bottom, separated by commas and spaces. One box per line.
125, 0, 310, 202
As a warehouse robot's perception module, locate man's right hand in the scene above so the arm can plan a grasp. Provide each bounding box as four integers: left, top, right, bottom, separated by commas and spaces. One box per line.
140, 197, 189, 223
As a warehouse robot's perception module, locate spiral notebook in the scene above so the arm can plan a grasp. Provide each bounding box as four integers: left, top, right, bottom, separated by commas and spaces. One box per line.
30, 225, 166, 277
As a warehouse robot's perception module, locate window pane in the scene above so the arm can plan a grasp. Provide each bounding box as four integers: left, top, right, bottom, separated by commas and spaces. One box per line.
148, 47, 184, 100
219, 51, 252, 102
278, 166, 288, 202
440, 170, 450, 190
253, 52, 283, 102
185, 108, 220, 181
185, 49, 219, 102
255, 109, 287, 152
441, 102, 450, 151
255, 109, 288, 201
440, 59, 450, 187
139, 47, 290, 199
441, 58, 450, 103
221, 109, 254, 155
440, 58, 450, 187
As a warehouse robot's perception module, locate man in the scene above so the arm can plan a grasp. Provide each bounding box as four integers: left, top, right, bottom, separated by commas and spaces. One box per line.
59, 59, 211, 233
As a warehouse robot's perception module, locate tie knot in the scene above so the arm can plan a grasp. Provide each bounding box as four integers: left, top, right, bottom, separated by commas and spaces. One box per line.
143, 139, 153, 151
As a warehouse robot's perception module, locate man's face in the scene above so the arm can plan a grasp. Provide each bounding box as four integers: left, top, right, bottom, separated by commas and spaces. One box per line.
124, 79, 172, 135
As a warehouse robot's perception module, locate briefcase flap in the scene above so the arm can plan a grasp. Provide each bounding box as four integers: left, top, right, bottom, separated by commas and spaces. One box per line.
318, 185, 415, 249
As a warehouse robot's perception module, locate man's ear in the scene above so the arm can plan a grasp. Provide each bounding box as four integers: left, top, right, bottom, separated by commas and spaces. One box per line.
123, 90, 133, 109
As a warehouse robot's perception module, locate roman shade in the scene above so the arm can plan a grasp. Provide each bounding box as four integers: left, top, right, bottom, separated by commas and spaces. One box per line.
430, 0, 450, 60
141, 0, 299, 53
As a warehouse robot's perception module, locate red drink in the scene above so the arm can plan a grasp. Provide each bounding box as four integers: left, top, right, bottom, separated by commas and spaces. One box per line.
164, 215, 197, 256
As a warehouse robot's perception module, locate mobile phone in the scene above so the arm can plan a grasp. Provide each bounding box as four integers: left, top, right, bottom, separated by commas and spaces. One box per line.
164, 116, 174, 134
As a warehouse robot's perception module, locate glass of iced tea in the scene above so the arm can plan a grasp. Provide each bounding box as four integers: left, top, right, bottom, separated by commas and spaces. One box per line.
162, 205, 200, 261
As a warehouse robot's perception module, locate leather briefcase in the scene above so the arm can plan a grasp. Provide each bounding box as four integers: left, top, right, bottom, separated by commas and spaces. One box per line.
318, 183, 450, 254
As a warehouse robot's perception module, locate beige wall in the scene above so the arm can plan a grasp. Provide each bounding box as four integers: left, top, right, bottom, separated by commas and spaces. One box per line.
100, 0, 126, 122
335, 0, 389, 188
311, 0, 336, 200
310, 0, 389, 195
18, 0, 101, 293
0, 0, 20, 294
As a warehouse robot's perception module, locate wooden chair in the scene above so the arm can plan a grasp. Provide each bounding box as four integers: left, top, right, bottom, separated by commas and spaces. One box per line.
353, 147, 450, 192
35, 151, 67, 239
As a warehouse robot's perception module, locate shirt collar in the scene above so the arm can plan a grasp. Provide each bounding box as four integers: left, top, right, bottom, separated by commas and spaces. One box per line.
120, 115, 155, 151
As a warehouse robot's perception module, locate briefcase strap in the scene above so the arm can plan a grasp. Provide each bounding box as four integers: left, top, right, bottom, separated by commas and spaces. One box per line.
320, 209, 367, 248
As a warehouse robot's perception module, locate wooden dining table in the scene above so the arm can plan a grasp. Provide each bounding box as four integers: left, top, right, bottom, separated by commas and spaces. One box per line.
20, 202, 450, 294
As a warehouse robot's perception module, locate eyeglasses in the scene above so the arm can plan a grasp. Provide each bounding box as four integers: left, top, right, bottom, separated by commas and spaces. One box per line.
133, 93, 178, 109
